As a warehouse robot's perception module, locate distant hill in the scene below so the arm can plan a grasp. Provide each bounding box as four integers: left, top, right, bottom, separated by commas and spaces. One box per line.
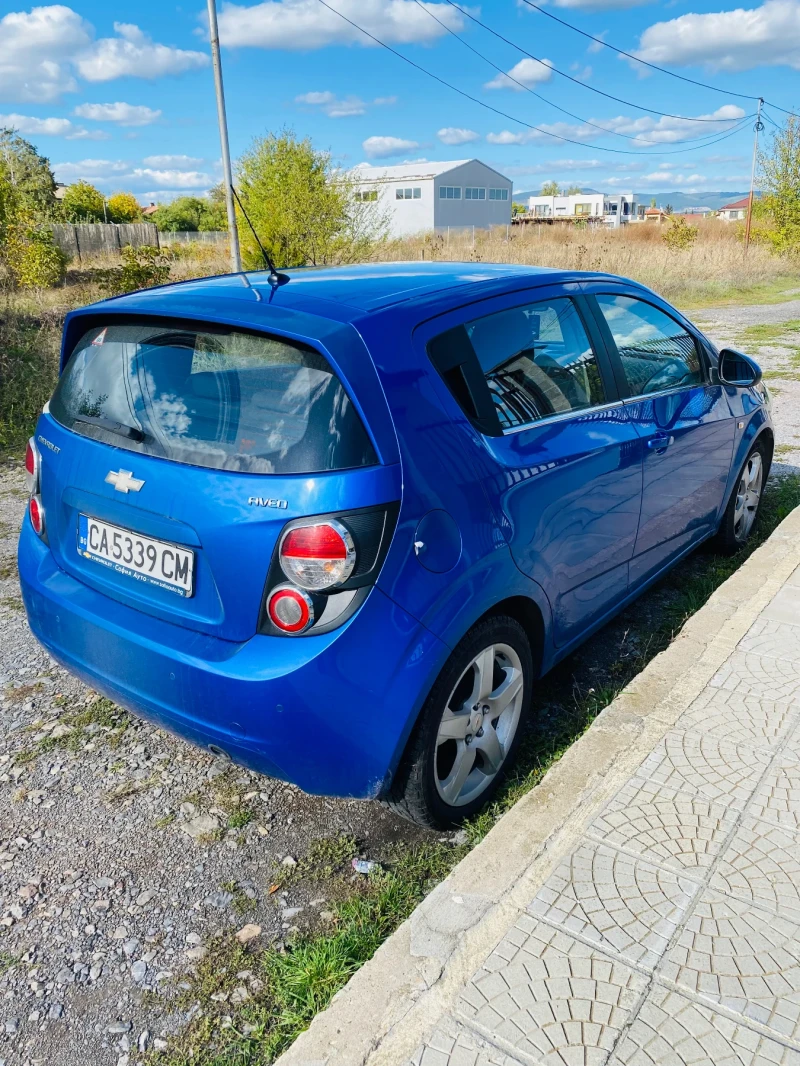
512, 190, 750, 212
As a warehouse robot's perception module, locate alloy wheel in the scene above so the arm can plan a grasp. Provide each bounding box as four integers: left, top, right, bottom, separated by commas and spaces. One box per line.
733, 451, 763, 542
434, 642, 524, 807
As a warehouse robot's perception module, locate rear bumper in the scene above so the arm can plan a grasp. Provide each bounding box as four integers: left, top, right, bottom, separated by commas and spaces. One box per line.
18, 522, 447, 798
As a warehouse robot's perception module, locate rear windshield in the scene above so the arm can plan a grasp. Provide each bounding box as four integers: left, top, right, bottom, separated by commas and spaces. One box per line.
51, 321, 377, 475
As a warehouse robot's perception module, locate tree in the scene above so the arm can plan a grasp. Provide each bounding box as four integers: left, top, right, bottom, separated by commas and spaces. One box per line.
202, 184, 228, 231
540, 180, 560, 196
566, 184, 583, 195
0, 128, 57, 219
236, 128, 387, 269
62, 180, 105, 222
107, 191, 142, 224
664, 203, 673, 215
512, 201, 527, 216
650, 197, 657, 208
150, 195, 224, 232
755, 114, 800, 254
662, 216, 698, 251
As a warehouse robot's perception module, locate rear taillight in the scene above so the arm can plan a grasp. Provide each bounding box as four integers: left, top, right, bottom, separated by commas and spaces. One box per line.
279, 520, 355, 591
25, 438, 40, 496
267, 586, 314, 633
259, 504, 399, 638
29, 495, 45, 536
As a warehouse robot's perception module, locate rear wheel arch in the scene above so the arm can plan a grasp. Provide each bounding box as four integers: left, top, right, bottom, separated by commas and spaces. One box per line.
478, 595, 544, 677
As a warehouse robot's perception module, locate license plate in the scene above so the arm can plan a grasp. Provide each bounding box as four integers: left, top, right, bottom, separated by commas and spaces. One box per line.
78, 514, 195, 597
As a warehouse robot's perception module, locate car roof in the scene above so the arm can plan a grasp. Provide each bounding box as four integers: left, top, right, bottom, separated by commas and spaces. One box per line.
98, 261, 576, 318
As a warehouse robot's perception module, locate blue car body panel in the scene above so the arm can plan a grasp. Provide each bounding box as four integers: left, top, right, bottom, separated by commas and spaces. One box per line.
18, 263, 774, 797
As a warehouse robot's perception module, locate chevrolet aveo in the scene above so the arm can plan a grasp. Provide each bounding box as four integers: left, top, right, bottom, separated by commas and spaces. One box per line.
18, 263, 772, 827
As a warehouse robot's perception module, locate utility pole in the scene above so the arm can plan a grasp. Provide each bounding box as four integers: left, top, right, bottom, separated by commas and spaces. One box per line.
207, 0, 242, 273
744, 98, 765, 252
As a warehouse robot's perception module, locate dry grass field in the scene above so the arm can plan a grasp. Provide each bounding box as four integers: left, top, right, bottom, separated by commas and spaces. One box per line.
386, 217, 799, 308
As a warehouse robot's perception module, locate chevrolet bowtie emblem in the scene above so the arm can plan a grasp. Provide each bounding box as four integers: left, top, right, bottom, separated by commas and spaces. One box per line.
105, 469, 144, 494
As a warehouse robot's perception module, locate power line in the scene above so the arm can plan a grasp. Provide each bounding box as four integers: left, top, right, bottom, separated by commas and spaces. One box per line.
763, 101, 800, 120
316, 0, 754, 158
411, 0, 741, 147
439, 0, 740, 122
517, 0, 761, 102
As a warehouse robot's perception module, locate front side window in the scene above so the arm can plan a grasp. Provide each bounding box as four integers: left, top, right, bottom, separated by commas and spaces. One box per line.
465, 187, 486, 200
354, 189, 378, 202
489, 188, 509, 201
395, 187, 421, 200
52, 322, 377, 475
439, 186, 462, 199
534, 205, 551, 217
596, 294, 703, 397
428, 298, 606, 432
574, 203, 591, 215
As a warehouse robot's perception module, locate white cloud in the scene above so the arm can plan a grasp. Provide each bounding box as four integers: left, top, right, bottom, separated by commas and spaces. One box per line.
633, 0, 800, 72
486, 105, 745, 147
74, 101, 162, 126
0, 7, 208, 103
437, 127, 480, 145
142, 154, 204, 167
128, 167, 213, 188
0, 111, 107, 139
362, 135, 420, 158
551, 0, 649, 8
77, 22, 208, 81
52, 157, 130, 181
0, 4, 90, 103
295, 91, 366, 117
484, 58, 554, 91
216, 0, 465, 50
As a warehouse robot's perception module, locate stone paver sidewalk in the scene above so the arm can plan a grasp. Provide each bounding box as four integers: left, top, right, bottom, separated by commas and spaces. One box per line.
279, 506, 800, 1066
408, 574, 800, 1066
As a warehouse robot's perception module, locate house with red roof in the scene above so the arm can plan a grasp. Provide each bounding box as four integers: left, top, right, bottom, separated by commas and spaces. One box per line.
718, 197, 751, 221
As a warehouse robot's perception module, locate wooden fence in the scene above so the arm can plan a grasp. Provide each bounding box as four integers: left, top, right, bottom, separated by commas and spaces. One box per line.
50, 222, 161, 260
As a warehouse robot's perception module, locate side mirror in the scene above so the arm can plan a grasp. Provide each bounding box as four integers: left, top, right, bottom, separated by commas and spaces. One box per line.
718, 348, 763, 387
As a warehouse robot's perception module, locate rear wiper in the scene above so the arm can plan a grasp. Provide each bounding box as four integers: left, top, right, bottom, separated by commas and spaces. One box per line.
73, 415, 145, 442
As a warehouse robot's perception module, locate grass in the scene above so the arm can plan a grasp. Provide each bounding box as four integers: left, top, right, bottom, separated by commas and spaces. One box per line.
148, 473, 800, 1066
148, 843, 465, 1066
13, 695, 130, 763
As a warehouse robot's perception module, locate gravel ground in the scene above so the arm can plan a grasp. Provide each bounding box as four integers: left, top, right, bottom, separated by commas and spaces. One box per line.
0, 296, 798, 1066
692, 295, 800, 472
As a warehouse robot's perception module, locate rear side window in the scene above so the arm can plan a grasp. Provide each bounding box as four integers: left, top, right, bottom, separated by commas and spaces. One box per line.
596, 294, 702, 397
428, 297, 606, 432
51, 321, 377, 475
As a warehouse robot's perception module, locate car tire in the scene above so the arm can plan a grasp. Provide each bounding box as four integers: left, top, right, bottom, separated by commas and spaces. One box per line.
714, 439, 768, 554
384, 615, 533, 830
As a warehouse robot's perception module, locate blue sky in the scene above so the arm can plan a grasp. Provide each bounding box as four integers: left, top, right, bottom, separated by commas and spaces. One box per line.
0, 0, 797, 201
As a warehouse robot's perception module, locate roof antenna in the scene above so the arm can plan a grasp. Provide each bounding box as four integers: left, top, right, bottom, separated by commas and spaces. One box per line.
229, 184, 289, 287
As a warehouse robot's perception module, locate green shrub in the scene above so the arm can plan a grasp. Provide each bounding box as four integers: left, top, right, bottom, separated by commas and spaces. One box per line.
95, 245, 172, 296
0, 307, 62, 450
662, 216, 698, 251
5, 226, 67, 288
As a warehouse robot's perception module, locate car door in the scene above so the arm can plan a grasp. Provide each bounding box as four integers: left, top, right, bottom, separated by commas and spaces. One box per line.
587, 287, 735, 586
425, 286, 643, 648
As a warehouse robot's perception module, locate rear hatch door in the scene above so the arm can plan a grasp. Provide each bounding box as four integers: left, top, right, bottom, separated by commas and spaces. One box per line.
40, 309, 399, 643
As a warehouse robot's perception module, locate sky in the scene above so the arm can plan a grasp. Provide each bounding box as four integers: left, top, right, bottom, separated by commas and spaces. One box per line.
0, 0, 797, 202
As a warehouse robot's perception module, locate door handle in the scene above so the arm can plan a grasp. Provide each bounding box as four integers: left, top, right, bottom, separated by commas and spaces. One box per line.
647, 435, 673, 453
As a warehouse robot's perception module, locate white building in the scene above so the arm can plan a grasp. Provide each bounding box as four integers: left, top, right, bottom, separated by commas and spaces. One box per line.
352, 159, 512, 238
526, 191, 646, 227
718, 197, 750, 221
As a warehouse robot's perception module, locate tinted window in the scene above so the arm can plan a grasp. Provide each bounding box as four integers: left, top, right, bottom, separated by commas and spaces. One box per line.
428, 298, 606, 432
597, 294, 702, 397
51, 322, 376, 475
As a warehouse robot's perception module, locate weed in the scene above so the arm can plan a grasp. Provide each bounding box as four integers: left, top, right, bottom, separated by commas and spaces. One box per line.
276, 835, 358, 888
227, 808, 253, 829
154, 813, 176, 830
12, 749, 37, 766
0, 952, 18, 975
5, 682, 42, 704
221, 880, 256, 916
0, 596, 22, 611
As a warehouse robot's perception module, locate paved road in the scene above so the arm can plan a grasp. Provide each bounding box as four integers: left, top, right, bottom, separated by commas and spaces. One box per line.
406, 551, 800, 1063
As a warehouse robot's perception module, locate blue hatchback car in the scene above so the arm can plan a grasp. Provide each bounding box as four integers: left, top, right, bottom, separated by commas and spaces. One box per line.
18, 263, 772, 827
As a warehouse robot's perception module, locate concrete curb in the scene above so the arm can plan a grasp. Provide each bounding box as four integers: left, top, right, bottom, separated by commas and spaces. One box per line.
276, 505, 800, 1066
